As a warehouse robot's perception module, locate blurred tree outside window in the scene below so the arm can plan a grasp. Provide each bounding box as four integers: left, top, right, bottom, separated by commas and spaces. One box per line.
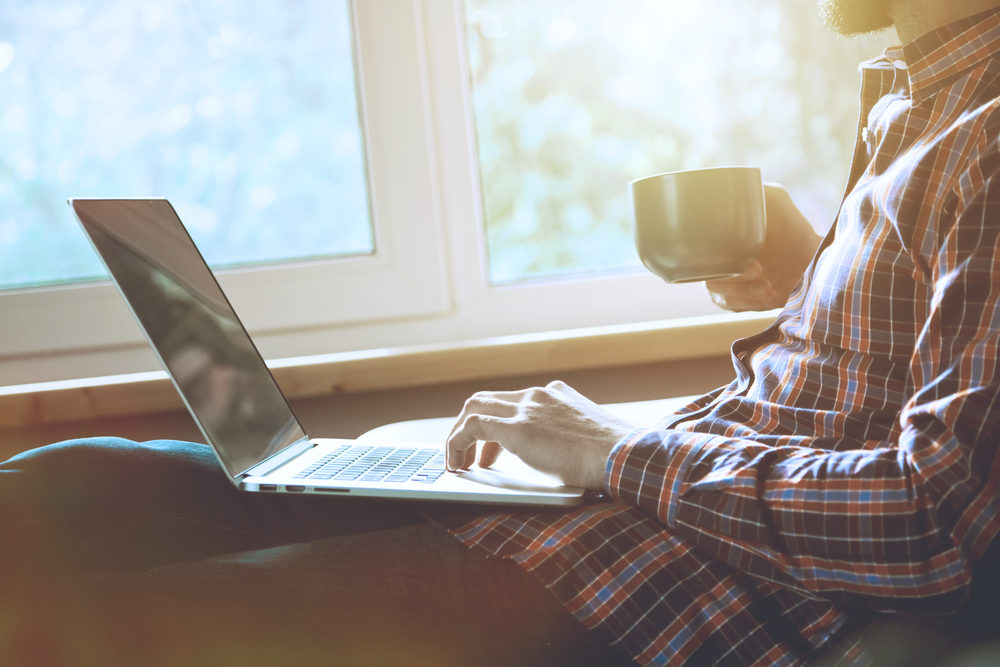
0, 0, 371, 290
465, 0, 895, 284
1, 1, 897, 295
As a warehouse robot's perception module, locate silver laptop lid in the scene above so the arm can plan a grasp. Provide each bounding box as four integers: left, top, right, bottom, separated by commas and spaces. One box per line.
70, 198, 307, 479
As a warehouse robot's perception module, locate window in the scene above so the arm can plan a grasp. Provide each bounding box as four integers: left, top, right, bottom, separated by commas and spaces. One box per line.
0, 0, 894, 385
0, 0, 370, 290
464, 0, 891, 283
1, 0, 451, 383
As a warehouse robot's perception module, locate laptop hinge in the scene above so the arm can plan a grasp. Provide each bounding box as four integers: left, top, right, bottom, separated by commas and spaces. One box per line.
239, 437, 314, 479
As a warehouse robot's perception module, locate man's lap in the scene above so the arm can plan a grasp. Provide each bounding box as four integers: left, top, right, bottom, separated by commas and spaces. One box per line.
5, 522, 634, 667
0, 437, 635, 666
0, 437, 429, 572
17, 437, 988, 665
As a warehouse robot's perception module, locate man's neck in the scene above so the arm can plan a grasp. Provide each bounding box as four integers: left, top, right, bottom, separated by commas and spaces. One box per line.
889, 0, 1000, 42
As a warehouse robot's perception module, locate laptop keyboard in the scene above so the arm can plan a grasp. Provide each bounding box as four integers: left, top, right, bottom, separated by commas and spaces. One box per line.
294, 444, 447, 484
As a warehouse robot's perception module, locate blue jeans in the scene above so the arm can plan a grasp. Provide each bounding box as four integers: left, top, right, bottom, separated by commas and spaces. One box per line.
0, 438, 635, 666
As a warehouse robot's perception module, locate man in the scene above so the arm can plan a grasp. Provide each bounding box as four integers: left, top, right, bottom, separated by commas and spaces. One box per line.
441, 0, 1000, 662
3, 1, 1000, 665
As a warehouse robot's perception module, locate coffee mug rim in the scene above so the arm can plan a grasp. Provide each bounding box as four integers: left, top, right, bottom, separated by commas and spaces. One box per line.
628, 165, 760, 186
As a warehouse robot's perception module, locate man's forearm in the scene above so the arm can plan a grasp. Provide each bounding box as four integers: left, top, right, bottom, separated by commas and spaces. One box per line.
606, 427, 973, 613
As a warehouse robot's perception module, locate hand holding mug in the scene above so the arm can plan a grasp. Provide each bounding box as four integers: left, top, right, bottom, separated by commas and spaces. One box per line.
705, 184, 822, 312
630, 168, 822, 311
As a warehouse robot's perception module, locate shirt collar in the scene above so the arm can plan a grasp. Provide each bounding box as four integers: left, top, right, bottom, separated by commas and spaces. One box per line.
899, 7, 1000, 104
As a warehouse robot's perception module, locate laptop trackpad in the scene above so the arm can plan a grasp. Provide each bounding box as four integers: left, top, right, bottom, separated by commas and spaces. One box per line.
457, 451, 573, 492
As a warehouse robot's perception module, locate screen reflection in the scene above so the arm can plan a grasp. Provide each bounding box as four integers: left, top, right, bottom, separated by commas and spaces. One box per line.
73, 199, 306, 477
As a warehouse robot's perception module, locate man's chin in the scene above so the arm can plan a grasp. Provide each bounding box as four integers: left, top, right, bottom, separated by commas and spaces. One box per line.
818, 0, 894, 36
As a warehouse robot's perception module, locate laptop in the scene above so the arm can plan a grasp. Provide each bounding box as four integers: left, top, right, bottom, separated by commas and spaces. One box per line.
70, 198, 585, 507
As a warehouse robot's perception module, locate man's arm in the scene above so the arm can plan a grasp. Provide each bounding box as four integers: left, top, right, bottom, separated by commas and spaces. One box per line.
447, 173, 1000, 613
610, 171, 1000, 612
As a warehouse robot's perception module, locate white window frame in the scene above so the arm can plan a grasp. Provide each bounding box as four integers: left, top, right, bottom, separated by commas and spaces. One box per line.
0, 0, 722, 386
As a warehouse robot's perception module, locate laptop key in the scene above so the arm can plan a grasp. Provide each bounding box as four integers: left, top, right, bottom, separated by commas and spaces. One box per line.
299, 445, 446, 484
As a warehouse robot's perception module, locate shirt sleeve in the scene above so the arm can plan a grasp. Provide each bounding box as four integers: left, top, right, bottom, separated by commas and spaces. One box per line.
605, 171, 1000, 615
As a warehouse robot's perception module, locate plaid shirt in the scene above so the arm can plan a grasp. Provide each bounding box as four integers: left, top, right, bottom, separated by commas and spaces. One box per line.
453, 10, 1000, 666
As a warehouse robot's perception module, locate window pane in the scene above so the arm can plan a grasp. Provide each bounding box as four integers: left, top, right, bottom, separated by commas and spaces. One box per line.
0, 0, 370, 290
465, 0, 894, 284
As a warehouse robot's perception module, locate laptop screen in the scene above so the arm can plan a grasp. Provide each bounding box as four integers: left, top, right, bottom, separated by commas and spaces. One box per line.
71, 199, 307, 478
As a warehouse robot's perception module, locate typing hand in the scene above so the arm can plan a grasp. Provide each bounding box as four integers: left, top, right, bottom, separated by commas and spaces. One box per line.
445, 381, 635, 490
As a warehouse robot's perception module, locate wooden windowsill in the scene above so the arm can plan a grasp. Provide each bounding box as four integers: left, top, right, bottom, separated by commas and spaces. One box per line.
0, 311, 776, 429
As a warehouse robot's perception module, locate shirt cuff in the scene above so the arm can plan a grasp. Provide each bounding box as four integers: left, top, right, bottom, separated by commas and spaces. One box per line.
604, 427, 655, 495
603, 427, 717, 527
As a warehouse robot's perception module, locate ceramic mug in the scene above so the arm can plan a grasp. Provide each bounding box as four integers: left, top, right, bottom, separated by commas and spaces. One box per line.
630, 166, 766, 283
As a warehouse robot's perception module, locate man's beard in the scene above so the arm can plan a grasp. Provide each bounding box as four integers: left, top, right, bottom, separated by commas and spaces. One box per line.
818, 0, 895, 35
